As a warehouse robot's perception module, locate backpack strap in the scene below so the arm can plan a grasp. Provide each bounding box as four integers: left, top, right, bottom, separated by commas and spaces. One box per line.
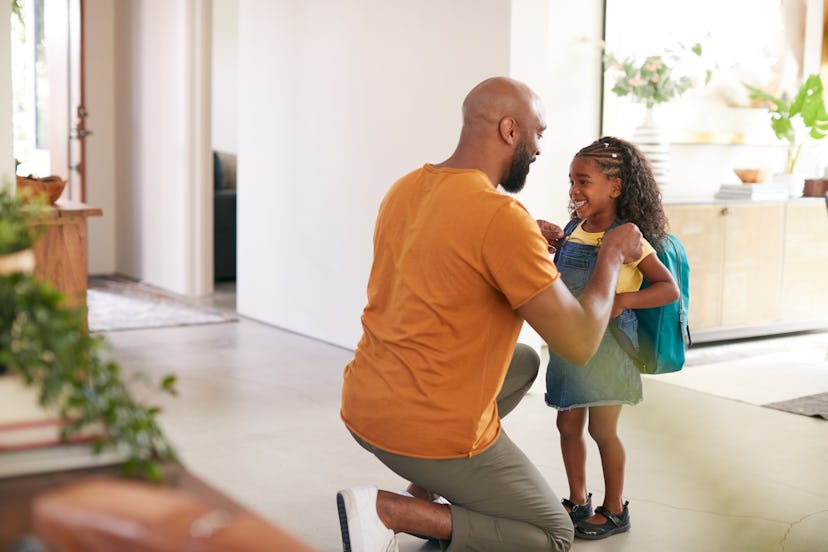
665, 235, 692, 348
609, 322, 646, 371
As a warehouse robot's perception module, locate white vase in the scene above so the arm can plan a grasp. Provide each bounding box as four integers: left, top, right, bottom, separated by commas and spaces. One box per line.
632, 106, 671, 191
771, 172, 805, 198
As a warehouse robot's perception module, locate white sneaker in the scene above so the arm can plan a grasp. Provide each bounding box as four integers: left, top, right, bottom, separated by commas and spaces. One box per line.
336, 486, 398, 552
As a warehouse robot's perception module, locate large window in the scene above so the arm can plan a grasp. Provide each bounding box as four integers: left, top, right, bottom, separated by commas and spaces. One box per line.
602, 0, 824, 144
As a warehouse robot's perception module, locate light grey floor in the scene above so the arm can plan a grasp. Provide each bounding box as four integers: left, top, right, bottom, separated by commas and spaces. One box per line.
102, 284, 828, 552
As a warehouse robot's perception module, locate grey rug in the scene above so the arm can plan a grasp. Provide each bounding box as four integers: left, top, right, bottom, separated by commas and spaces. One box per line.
765, 392, 828, 420
87, 276, 237, 332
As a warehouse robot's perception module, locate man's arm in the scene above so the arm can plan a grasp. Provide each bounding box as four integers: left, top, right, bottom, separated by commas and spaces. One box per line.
516, 223, 642, 366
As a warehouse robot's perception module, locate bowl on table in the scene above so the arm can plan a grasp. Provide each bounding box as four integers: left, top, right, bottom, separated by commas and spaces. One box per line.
733, 168, 769, 184
16, 175, 66, 204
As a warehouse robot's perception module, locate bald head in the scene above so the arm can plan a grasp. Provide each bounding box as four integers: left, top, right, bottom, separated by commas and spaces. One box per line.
461, 77, 538, 131
436, 76, 545, 191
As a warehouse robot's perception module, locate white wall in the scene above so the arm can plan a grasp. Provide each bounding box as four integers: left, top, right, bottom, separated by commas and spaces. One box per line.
112, 0, 212, 295
211, 0, 238, 155
236, 0, 512, 348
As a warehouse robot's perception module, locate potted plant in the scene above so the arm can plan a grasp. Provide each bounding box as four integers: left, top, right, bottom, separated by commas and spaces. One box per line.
0, 187, 178, 481
744, 74, 828, 196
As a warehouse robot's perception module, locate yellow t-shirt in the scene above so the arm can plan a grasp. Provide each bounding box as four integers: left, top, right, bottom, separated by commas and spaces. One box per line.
341, 164, 559, 459
567, 220, 655, 293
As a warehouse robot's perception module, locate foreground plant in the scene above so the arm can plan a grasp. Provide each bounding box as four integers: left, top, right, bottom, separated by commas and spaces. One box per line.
0, 188, 179, 482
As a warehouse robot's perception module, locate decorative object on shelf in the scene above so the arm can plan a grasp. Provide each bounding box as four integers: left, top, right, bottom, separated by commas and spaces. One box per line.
604, 42, 712, 191
15, 174, 66, 204
803, 178, 828, 198
631, 107, 672, 189
0, 187, 179, 482
714, 183, 788, 201
745, 74, 828, 197
733, 168, 769, 184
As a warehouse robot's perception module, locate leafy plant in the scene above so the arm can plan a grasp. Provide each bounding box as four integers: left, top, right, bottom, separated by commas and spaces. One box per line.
0, 187, 45, 254
744, 74, 828, 174
604, 42, 712, 108
0, 188, 179, 482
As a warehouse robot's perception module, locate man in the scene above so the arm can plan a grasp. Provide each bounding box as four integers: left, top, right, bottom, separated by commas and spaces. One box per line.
338, 76, 642, 551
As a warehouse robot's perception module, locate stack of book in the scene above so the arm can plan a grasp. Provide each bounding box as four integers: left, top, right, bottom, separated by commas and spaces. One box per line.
0, 375, 122, 477
714, 183, 789, 201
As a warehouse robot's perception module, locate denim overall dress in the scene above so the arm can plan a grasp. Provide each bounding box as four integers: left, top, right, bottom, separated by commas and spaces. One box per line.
545, 222, 644, 410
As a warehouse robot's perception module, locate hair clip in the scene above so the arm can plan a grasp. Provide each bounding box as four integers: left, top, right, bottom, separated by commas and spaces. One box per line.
602, 142, 609, 148
611, 153, 618, 158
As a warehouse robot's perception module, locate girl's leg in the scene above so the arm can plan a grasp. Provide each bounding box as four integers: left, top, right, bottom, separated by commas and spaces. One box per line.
586, 405, 625, 518
556, 408, 589, 507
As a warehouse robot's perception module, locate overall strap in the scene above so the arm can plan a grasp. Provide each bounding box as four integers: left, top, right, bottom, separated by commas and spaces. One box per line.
553, 218, 624, 263
553, 218, 582, 264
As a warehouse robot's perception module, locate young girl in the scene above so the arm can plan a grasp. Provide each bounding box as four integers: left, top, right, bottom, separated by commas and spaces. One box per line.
545, 136, 679, 540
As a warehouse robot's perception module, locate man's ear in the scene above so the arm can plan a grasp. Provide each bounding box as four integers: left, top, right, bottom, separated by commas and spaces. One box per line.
499, 117, 517, 145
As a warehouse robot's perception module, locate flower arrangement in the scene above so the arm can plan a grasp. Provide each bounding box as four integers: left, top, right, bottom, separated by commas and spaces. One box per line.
604, 43, 711, 108
744, 74, 828, 174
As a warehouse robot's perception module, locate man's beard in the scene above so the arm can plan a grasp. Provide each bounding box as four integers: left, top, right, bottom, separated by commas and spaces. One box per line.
501, 141, 532, 193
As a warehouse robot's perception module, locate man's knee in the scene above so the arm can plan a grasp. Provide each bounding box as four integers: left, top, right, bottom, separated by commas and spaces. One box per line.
550, 523, 574, 551
511, 343, 540, 381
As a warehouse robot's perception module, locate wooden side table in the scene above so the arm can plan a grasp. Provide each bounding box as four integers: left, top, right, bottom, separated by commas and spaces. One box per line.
32, 200, 102, 325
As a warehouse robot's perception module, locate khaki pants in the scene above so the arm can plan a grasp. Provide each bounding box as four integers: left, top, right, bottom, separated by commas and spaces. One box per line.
352, 343, 574, 551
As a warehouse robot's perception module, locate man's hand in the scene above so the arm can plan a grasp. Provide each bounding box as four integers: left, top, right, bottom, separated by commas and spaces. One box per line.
536, 219, 564, 254
601, 223, 643, 264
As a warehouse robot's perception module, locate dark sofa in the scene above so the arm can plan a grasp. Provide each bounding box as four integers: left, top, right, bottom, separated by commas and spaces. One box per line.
213, 151, 237, 281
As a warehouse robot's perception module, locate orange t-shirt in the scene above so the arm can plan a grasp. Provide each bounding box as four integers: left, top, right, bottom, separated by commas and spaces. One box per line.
341, 164, 559, 459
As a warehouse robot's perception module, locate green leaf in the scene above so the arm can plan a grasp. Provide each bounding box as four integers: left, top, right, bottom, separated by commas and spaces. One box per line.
160, 374, 178, 395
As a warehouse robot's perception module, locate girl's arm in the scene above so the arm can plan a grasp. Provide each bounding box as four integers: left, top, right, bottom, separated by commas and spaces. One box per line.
611, 252, 679, 317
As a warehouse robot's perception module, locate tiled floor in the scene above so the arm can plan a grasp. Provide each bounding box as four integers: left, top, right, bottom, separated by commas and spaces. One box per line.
102, 285, 828, 552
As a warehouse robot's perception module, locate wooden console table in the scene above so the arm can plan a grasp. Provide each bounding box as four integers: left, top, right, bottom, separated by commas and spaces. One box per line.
32, 200, 102, 325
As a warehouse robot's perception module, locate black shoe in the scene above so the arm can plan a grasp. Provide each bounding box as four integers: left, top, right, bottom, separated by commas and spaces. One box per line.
561, 492, 593, 523
574, 502, 630, 540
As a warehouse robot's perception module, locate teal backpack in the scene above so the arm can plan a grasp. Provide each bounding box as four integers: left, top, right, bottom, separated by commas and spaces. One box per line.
619, 234, 692, 374
557, 220, 691, 374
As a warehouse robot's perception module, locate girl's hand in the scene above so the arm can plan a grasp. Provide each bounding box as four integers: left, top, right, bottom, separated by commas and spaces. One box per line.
611, 292, 629, 318
536, 219, 564, 253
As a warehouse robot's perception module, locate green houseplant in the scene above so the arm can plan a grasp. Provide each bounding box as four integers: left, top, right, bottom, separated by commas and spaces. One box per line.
744, 73, 828, 174
0, 187, 178, 482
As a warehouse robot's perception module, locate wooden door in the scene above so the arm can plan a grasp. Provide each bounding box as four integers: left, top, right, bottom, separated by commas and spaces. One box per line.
720, 203, 785, 327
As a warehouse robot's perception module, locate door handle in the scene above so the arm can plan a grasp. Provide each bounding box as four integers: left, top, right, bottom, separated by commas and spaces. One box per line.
70, 128, 93, 139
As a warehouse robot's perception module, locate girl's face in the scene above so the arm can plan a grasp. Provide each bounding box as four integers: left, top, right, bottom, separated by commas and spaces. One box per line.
568, 157, 621, 222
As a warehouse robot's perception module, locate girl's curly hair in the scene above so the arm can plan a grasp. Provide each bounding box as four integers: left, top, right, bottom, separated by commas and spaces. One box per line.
572, 136, 669, 250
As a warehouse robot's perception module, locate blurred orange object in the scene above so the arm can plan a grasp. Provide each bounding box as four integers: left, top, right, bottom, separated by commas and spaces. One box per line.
733, 168, 769, 184
32, 477, 318, 552
16, 175, 66, 204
